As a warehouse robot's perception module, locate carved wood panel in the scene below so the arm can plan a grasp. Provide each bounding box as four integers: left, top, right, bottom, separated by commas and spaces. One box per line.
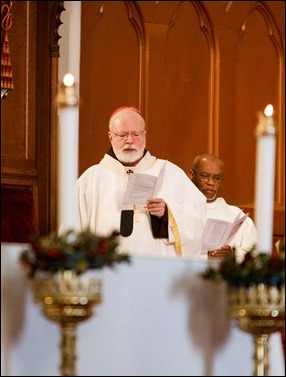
1, 1, 64, 240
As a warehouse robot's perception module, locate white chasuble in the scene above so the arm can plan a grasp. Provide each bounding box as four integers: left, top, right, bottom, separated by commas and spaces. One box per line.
75, 152, 207, 258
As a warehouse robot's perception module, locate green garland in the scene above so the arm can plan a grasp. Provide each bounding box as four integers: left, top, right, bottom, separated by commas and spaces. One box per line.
201, 245, 285, 287
20, 228, 131, 277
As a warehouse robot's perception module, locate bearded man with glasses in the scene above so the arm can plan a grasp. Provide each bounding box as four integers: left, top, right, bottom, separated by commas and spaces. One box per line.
75, 106, 207, 258
190, 153, 257, 261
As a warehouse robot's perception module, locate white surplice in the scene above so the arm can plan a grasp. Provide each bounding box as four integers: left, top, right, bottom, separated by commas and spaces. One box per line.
75, 151, 207, 258
207, 198, 257, 261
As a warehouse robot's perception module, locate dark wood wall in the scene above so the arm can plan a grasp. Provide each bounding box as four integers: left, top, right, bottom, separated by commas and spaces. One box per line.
1, 1, 285, 246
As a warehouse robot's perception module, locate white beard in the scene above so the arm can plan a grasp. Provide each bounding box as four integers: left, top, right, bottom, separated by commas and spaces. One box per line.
113, 146, 144, 165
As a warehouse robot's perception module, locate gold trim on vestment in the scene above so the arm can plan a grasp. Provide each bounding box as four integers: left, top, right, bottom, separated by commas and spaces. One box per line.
167, 205, 182, 256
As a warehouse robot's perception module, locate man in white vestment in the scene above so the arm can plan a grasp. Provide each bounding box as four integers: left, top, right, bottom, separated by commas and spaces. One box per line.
190, 153, 257, 262
75, 106, 207, 258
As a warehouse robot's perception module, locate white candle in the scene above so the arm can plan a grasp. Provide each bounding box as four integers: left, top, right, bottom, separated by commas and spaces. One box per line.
57, 73, 79, 233
254, 104, 276, 253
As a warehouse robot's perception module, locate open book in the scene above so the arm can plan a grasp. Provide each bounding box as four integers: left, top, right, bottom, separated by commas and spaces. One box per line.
202, 211, 249, 251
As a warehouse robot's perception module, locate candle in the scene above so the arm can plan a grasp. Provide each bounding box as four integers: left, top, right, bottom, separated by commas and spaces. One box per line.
254, 104, 276, 253
57, 73, 79, 233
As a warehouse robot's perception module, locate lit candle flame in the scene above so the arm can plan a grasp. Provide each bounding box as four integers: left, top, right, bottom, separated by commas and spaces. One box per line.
57, 74, 78, 107
264, 104, 273, 117
63, 73, 75, 87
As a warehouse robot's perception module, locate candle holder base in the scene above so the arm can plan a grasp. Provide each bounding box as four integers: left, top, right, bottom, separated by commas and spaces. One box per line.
228, 283, 285, 376
33, 270, 102, 376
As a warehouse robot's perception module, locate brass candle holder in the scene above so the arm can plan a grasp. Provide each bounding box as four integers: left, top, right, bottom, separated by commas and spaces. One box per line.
19, 228, 130, 375
201, 247, 285, 376
228, 283, 285, 376
33, 270, 102, 376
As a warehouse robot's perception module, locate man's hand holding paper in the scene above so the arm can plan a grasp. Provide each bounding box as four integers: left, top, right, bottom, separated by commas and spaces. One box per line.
146, 198, 166, 218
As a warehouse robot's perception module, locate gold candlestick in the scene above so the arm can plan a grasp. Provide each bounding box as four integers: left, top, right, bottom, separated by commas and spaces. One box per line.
228, 283, 285, 376
19, 228, 130, 375
33, 270, 102, 376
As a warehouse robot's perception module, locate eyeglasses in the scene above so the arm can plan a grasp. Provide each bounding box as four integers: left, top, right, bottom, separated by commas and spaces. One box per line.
193, 170, 224, 183
110, 131, 145, 141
